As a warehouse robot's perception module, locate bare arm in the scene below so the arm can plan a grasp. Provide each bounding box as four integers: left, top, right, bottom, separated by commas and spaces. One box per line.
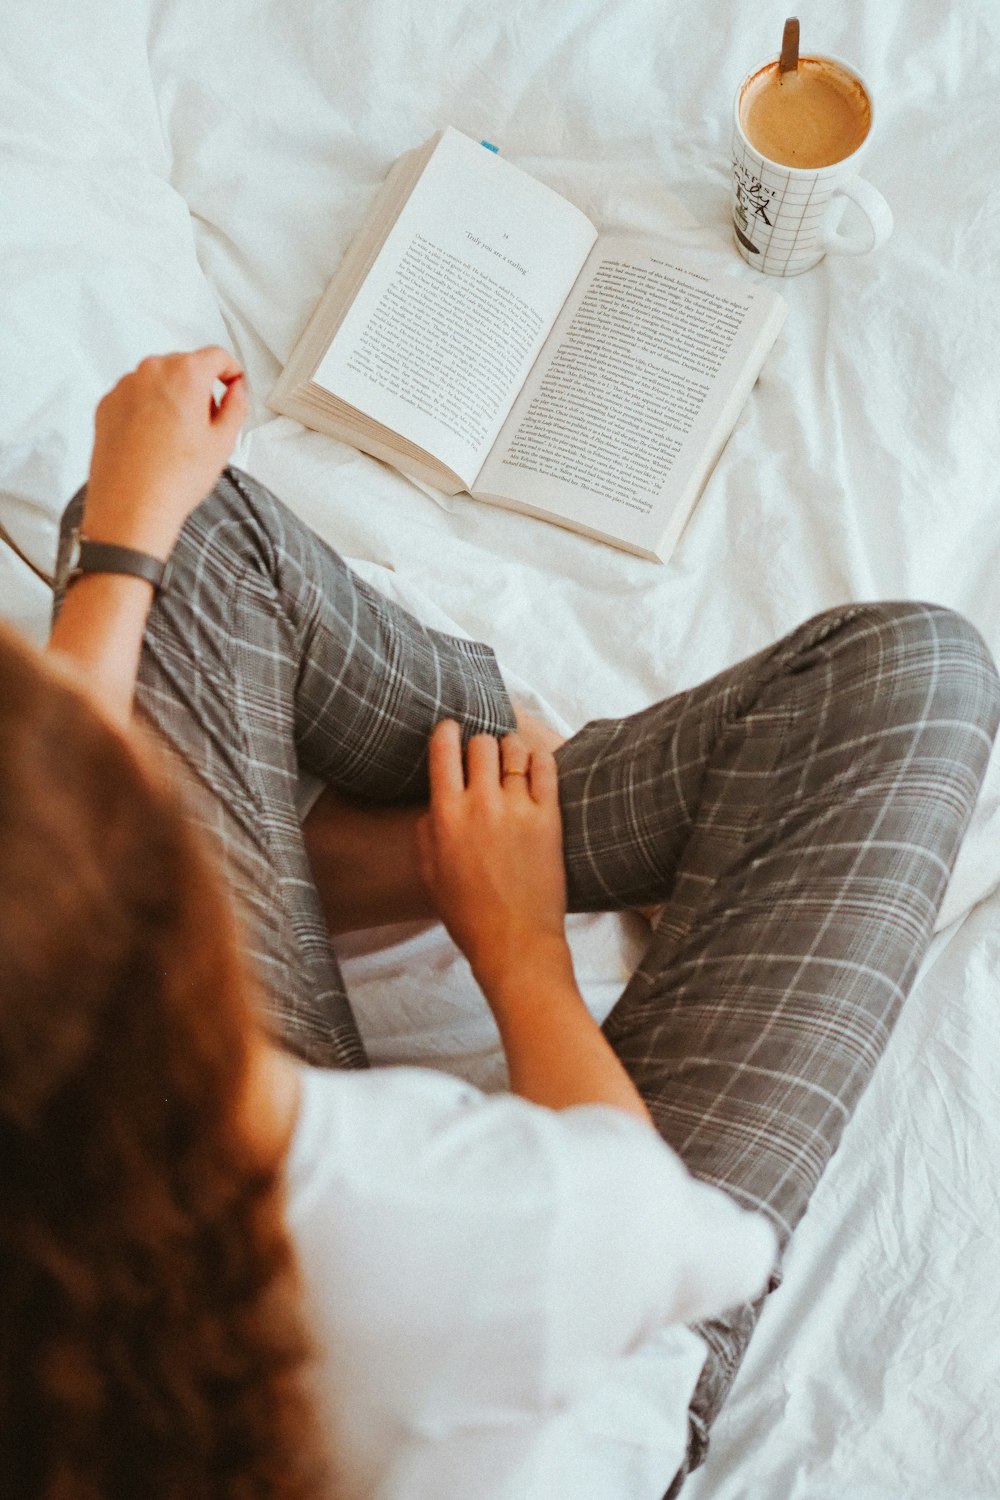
49, 573, 159, 728
416, 721, 654, 1125
48, 348, 247, 723
480, 935, 653, 1120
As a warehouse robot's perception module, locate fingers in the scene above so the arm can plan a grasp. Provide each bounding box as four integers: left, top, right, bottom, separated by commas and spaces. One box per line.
189, 344, 246, 383
466, 732, 500, 791
176, 343, 245, 384
429, 725, 559, 808
126, 347, 247, 436
499, 731, 532, 797
428, 719, 465, 802
127, 347, 245, 403
132, 347, 243, 381
510, 703, 569, 756
212, 371, 247, 429
527, 745, 559, 808
499, 732, 560, 811
499, 732, 530, 777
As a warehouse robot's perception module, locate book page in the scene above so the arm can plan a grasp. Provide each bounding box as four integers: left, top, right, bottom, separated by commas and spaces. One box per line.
478, 238, 784, 550
312, 128, 597, 488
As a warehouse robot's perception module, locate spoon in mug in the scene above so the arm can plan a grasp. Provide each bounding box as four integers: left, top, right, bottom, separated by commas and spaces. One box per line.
779, 16, 800, 77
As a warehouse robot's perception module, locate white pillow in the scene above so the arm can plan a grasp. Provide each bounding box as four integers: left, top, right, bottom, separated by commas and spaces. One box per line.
0, 2, 231, 583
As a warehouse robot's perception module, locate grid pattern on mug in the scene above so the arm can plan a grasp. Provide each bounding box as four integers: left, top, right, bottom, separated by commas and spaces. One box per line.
732, 129, 839, 276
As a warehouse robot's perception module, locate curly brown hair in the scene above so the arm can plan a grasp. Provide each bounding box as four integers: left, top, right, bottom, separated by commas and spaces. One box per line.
0, 623, 326, 1498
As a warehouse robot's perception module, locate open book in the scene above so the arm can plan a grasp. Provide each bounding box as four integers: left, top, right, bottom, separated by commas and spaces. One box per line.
269, 127, 787, 562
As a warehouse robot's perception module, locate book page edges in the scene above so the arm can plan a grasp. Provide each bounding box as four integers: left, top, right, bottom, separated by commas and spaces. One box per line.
268, 135, 440, 412
468, 489, 663, 560
267, 385, 465, 494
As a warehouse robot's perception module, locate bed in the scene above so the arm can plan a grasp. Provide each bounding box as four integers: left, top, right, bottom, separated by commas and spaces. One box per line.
3, 1, 999, 1494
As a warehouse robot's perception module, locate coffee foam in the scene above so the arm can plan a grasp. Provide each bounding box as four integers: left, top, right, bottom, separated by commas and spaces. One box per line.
740, 56, 871, 169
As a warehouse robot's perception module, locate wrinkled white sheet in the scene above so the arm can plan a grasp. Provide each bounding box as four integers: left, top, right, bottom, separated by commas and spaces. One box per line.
2, 0, 998, 1494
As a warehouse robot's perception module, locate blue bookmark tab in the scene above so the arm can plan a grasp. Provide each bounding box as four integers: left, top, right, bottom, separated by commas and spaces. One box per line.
480, 140, 499, 153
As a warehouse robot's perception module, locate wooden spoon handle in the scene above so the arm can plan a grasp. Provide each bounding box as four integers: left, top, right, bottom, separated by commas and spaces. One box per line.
780, 17, 800, 74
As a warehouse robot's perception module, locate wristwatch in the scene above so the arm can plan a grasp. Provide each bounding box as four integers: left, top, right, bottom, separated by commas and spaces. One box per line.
65, 530, 170, 594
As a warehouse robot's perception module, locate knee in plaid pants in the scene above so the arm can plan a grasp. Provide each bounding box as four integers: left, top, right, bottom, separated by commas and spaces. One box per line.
56, 469, 1000, 1490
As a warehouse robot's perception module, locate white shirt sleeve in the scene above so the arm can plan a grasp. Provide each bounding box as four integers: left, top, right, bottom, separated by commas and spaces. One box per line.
286, 1063, 777, 1429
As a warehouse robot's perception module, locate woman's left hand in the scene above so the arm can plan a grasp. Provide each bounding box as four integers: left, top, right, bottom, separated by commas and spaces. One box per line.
82, 346, 248, 561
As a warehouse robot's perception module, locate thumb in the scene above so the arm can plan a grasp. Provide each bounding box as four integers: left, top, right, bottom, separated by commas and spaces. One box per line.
213, 372, 248, 431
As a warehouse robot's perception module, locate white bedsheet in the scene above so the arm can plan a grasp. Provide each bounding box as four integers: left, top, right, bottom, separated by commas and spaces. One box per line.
2, 1, 998, 1494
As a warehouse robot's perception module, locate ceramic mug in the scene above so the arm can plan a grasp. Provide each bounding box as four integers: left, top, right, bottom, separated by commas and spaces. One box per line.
731, 52, 893, 276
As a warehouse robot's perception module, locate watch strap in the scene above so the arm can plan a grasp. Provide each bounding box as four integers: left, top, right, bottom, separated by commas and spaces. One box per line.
70, 537, 169, 593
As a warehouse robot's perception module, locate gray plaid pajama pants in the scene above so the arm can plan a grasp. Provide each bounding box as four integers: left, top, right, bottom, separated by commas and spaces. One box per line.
56, 467, 1000, 1492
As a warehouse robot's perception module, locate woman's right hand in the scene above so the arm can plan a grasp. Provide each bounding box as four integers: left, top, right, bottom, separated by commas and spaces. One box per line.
82, 347, 247, 561
415, 721, 570, 990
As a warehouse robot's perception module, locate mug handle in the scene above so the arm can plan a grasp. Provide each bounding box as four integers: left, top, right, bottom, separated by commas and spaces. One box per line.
818, 176, 893, 255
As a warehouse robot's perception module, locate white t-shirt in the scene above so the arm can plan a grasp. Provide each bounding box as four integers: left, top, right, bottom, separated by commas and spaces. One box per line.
284, 1063, 777, 1500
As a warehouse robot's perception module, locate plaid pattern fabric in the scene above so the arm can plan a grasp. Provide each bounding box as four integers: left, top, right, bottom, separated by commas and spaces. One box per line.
57, 467, 518, 1069
555, 602, 1000, 1487
56, 469, 1000, 1491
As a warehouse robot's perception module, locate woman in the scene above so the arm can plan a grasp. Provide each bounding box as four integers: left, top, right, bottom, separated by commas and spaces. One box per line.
0, 620, 323, 1496
4, 346, 998, 1497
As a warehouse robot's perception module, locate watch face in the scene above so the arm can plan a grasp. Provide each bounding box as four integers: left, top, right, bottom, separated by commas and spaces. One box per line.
66, 527, 82, 573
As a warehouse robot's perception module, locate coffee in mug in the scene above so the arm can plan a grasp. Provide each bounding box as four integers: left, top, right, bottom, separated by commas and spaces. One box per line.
731, 52, 892, 275
741, 56, 870, 168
